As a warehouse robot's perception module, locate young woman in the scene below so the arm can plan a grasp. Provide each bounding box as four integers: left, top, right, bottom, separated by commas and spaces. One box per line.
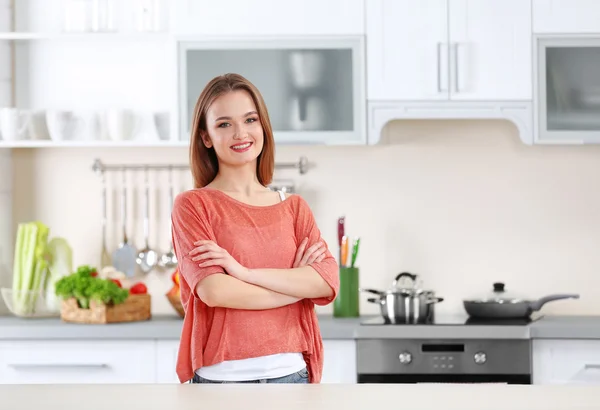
170, 73, 339, 384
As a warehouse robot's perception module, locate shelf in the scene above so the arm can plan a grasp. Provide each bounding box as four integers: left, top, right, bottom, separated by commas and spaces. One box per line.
0, 140, 190, 148
0, 32, 171, 41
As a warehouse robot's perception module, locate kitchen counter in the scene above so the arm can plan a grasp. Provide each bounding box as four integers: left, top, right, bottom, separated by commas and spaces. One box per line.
1, 314, 600, 341
0, 314, 364, 340
530, 315, 600, 339
1, 384, 599, 410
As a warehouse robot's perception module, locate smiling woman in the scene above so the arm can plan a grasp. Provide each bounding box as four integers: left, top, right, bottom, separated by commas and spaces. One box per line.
170, 73, 339, 385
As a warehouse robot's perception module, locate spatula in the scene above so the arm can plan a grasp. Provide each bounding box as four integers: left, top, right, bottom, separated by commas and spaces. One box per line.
112, 169, 137, 277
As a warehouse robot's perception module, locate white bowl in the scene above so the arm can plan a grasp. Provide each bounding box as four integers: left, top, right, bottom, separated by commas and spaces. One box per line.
1, 288, 60, 318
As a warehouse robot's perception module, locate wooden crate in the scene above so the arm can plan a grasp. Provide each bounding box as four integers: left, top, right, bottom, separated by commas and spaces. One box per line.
60, 294, 151, 324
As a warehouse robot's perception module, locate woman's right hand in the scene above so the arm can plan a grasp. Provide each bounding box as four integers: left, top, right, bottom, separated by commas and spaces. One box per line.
293, 237, 326, 268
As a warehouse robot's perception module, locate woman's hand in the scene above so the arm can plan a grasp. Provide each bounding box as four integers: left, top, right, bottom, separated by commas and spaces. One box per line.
189, 240, 249, 280
293, 237, 326, 268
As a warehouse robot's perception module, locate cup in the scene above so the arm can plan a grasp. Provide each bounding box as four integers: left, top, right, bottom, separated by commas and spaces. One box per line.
333, 266, 359, 318
0, 108, 30, 141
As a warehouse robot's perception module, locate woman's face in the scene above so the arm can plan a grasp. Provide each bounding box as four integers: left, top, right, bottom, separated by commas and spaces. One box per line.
203, 90, 264, 168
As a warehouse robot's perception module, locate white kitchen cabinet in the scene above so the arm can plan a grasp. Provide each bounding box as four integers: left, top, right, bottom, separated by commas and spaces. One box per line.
533, 339, 600, 385
156, 339, 181, 384
173, 0, 365, 37
0, 340, 156, 384
448, 0, 532, 101
366, 0, 532, 102
366, 0, 448, 102
533, 0, 600, 33
322, 340, 356, 384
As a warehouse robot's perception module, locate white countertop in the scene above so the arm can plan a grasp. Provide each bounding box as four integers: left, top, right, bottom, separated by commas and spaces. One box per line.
1, 384, 599, 410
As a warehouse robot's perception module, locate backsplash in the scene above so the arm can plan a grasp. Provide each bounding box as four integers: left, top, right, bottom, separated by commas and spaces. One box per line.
2, 119, 600, 316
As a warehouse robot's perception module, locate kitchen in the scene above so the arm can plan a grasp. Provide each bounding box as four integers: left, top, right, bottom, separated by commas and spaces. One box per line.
2, 0, 600, 407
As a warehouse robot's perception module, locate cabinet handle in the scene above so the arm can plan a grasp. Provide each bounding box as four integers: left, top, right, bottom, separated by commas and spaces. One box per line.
437, 43, 442, 93
584, 364, 600, 370
453, 43, 460, 93
9, 363, 110, 369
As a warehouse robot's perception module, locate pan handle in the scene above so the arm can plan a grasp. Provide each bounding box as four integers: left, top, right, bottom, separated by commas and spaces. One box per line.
529, 294, 580, 312
359, 288, 384, 296
366, 298, 380, 304
426, 297, 444, 304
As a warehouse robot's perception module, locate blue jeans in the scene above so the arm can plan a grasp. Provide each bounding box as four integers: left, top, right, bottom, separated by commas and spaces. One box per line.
190, 367, 309, 384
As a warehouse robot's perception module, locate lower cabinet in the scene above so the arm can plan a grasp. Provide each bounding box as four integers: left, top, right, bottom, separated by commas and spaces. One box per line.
322, 340, 357, 383
533, 339, 600, 385
0, 340, 156, 384
0, 339, 357, 384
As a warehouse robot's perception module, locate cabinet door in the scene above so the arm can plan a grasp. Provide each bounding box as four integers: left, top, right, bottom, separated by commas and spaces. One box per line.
533, 339, 600, 385
0, 340, 156, 384
321, 340, 357, 384
533, 0, 600, 34
156, 340, 181, 383
366, 0, 449, 101
448, 0, 532, 101
535, 38, 600, 144
173, 0, 365, 36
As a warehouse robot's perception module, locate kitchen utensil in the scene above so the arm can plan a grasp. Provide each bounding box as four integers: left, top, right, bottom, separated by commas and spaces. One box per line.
360, 272, 444, 324
100, 173, 111, 268
337, 216, 345, 263
350, 237, 360, 268
159, 166, 177, 269
333, 266, 359, 318
341, 235, 348, 267
463, 282, 580, 320
137, 168, 158, 274
112, 169, 137, 277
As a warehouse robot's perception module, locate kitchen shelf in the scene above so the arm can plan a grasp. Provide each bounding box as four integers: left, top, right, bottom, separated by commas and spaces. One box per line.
0, 140, 189, 148
0, 32, 171, 41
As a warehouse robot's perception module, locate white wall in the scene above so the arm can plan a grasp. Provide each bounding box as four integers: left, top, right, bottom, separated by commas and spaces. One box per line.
3, 119, 600, 317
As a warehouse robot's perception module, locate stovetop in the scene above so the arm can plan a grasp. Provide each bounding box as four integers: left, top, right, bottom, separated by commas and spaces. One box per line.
360, 315, 543, 326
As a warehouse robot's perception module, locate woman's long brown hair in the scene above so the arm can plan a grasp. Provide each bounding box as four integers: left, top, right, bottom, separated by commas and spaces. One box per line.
189, 73, 275, 188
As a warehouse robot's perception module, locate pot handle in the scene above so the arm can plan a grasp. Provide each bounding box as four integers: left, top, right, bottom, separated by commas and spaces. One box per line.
366, 298, 380, 304
359, 288, 383, 296
426, 297, 444, 304
529, 294, 580, 311
392, 272, 417, 288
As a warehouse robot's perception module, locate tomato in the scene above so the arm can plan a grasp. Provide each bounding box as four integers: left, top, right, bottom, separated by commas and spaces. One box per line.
130, 282, 148, 294
110, 279, 122, 288
90, 271, 98, 277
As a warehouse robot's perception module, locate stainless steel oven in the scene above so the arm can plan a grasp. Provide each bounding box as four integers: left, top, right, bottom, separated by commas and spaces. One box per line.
357, 338, 531, 384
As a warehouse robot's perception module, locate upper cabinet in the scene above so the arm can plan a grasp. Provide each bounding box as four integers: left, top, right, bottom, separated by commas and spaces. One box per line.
366, 0, 449, 101
367, 0, 532, 102
365, 0, 534, 145
172, 0, 365, 36
533, 0, 600, 34
178, 37, 366, 145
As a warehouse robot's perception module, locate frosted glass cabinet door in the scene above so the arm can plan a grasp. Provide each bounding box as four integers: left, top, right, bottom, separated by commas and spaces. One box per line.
178, 38, 366, 145
537, 38, 600, 143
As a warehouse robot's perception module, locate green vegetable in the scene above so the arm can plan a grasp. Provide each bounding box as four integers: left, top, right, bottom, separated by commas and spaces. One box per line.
11, 221, 51, 315
45, 237, 73, 312
55, 265, 129, 309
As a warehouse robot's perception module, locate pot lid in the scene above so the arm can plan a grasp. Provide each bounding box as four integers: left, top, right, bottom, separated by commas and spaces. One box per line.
467, 282, 527, 304
388, 272, 429, 296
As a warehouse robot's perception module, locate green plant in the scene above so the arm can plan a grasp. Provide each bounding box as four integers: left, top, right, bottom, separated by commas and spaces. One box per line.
55, 265, 129, 309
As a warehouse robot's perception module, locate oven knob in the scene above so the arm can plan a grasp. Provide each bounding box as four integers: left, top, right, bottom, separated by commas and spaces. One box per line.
398, 352, 412, 364
474, 352, 487, 364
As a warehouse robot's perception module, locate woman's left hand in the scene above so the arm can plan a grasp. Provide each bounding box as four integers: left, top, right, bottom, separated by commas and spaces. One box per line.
189, 240, 249, 280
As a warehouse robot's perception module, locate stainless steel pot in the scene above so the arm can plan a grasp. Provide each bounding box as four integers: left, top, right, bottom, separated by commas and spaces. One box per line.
360, 272, 444, 324
463, 282, 580, 320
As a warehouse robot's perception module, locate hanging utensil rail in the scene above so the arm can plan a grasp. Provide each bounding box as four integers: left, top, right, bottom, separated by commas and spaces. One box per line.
91, 156, 310, 175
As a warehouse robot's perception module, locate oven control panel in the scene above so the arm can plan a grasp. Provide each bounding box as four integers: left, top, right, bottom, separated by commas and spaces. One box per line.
357, 339, 531, 375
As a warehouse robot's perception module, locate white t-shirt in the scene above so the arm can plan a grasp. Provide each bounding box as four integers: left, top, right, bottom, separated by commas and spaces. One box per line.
196, 352, 306, 381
